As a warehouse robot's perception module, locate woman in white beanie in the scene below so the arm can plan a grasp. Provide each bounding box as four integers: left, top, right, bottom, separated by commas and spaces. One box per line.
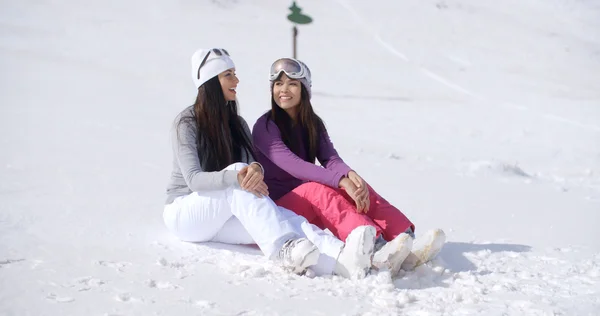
163, 48, 377, 279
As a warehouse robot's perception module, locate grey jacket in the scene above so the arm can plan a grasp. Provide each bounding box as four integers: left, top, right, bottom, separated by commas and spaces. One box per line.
165, 106, 256, 204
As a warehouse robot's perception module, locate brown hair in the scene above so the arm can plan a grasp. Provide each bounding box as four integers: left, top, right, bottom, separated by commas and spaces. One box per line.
178, 76, 255, 171
268, 77, 325, 163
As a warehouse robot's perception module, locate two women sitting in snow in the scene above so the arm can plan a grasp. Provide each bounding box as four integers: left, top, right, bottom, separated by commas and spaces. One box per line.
163, 48, 446, 279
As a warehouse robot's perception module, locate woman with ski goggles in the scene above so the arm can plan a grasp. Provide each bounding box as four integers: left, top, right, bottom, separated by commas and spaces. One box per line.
268, 58, 312, 83
164, 49, 377, 280
252, 58, 446, 276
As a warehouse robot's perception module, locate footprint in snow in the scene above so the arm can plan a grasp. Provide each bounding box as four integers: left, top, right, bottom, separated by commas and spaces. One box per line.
151, 241, 170, 250
146, 279, 181, 290
46, 293, 75, 303
96, 260, 132, 272
156, 257, 185, 268
115, 292, 153, 304
74, 276, 106, 291
195, 300, 216, 309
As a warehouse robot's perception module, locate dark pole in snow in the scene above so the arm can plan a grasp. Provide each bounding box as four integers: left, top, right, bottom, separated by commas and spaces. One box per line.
293, 26, 298, 59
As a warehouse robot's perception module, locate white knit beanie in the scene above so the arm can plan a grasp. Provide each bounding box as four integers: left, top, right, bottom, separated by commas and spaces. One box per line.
191, 48, 235, 89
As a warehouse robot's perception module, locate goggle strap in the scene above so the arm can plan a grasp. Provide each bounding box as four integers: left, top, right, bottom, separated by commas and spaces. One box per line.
197, 49, 231, 80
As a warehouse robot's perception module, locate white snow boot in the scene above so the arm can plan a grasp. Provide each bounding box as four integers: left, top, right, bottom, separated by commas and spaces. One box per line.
372, 233, 413, 276
277, 238, 320, 274
400, 228, 446, 271
334, 226, 377, 279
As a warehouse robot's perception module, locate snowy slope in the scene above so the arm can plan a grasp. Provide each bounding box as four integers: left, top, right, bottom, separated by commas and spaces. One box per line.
1, 0, 599, 315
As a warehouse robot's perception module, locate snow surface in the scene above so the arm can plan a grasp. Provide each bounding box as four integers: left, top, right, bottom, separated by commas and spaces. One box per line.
1, 0, 599, 315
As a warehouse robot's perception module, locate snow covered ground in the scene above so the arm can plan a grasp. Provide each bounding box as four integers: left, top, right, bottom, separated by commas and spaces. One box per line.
1, 0, 599, 314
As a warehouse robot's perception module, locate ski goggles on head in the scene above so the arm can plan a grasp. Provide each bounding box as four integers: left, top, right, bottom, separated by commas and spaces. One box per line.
197, 48, 230, 80
269, 58, 311, 82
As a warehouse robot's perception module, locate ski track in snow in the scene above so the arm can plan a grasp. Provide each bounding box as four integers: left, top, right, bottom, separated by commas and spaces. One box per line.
334, 0, 600, 134
329, 0, 600, 202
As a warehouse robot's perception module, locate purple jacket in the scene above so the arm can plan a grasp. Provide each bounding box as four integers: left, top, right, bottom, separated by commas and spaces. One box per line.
252, 112, 352, 200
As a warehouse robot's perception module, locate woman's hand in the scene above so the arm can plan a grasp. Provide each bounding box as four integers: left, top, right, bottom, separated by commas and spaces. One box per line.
237, 163, 269, 198
339, 177, 369, 213
348, 171, 369, 205
246, 180, 269, 198
242, 163, 263, 189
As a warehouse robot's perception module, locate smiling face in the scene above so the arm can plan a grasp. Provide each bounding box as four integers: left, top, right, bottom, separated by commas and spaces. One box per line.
272, 73, 302, 119
218, 68, 239, 101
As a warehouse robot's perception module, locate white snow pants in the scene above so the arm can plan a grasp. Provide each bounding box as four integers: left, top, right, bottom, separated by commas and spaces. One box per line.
163, 163, 344, 276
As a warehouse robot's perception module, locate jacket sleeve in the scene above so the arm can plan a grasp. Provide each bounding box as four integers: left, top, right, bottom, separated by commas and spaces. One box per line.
172, 120, 240, 191
252, 118, 345, 188
317, 128, 352, 176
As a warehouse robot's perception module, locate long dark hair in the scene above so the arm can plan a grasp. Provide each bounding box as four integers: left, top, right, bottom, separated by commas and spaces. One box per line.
268, 80, 325, 164
177, 76, 255, 171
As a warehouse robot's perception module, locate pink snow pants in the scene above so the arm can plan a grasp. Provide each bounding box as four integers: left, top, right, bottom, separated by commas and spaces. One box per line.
275, 182, 415, 242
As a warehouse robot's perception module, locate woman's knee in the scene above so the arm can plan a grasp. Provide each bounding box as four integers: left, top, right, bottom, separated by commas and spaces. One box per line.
296, 182, 336, 196
164, 208, 217, 242
294, 182, 353, 210
276, 193, 318, 222
163, 194, 231, 242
